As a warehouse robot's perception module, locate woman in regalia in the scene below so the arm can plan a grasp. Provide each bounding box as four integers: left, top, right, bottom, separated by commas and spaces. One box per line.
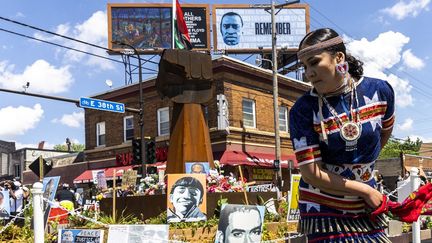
289, 28, 395, 242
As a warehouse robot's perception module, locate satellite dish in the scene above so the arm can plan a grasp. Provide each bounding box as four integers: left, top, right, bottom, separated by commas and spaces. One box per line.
105, 79, 113, 88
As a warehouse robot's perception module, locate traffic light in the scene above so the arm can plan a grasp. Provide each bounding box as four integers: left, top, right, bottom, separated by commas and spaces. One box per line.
145, 139, 156, 164
131, 139, 142, 165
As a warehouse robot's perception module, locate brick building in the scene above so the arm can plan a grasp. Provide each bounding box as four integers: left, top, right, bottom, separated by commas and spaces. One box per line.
72, 55, 310, 189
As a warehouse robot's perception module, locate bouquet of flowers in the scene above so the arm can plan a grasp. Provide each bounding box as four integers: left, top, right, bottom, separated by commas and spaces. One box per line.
207, 171, 246, 193
139, 174, 166, 195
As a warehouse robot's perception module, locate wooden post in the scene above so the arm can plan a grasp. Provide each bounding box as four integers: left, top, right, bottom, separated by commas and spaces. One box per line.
238, 165, 249, 205
38, 156, 43, 181
112, 169, 116, 222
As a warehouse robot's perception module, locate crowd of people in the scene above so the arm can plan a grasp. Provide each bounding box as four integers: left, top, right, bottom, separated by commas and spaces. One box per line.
0, 179, 30, 225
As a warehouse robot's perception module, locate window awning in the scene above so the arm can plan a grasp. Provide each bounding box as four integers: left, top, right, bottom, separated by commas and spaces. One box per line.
215, 150, 298, 168
73, 165, 137, 184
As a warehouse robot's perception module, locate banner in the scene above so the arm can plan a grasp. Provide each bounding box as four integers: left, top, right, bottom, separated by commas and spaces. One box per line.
287, 174, 301, 223
213, 4, 309, 52
58, 229, 104, 243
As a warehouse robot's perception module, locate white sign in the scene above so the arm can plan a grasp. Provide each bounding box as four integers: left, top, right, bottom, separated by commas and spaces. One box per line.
107, 224, 169, 243
214, 7, 307, 51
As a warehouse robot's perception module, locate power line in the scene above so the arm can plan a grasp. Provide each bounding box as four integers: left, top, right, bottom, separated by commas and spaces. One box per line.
0, 27, 158, 73
0, 15, 158, 65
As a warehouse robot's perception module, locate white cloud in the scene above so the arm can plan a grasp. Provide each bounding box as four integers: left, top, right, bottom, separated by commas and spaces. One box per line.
0, 104, 44, 137
34, 11, 113, 70
402, 49, 425, 70
397, 118, 413, 131
382, 0, 430, 20
52, 111, 84, 128
346, 31, 413, 107
0, 59, 74, 94
15, 12, 25, 18
408, 135, 432, 143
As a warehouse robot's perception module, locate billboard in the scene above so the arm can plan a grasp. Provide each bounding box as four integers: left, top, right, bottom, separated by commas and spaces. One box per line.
212, 4, 310, 53
107, 4, 210, 54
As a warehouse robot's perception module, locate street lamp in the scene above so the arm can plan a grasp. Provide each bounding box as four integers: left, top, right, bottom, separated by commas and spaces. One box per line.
112, 41, 146, 176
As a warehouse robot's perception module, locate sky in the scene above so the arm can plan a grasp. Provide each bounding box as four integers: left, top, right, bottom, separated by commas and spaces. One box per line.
0, 0, 430, 149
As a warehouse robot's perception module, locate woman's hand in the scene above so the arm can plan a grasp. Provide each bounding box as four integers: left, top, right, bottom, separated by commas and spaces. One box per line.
361, 186, 383, 209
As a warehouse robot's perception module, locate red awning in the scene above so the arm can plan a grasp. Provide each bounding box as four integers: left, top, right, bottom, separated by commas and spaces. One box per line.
216, 151, 298, 168
73, 165, 136, 184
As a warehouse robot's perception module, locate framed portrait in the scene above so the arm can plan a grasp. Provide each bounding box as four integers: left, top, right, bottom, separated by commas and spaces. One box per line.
42, 176, 61, 228
167, 174, 207, 223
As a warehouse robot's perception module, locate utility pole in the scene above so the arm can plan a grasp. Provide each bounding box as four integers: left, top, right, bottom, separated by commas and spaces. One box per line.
266, 0, 300, 192
113, 41, 146, 177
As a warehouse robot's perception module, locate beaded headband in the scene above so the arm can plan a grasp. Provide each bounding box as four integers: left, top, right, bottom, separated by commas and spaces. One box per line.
297, 36, 344, 60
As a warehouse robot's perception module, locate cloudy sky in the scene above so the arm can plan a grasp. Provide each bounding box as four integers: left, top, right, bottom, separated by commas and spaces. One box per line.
0, 0, 430, 149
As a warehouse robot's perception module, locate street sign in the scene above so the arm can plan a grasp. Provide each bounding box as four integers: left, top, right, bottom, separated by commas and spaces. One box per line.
79, 97, 125, 113
29, 156, 53, 178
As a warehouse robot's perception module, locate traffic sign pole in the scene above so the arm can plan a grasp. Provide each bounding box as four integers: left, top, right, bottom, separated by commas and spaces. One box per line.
39, 156, 43, 181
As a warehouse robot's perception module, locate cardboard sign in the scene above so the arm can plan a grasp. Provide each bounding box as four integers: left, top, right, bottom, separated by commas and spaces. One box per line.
92, 170, 107, 191
121, 169, 138, 190
58, 229, 104, 243
287, 174, 301, 223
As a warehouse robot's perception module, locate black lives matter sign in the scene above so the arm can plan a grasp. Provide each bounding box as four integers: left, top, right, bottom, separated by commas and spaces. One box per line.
183, 7, 208, 49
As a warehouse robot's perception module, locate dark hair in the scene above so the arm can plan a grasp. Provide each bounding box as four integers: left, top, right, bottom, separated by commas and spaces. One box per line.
218, 205, 262, 238
170, 177, 204, 200
299, 28, 363, 80
220, 12, 244, 32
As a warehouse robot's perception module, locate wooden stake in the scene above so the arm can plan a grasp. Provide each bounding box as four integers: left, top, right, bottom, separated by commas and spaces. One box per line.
238, 165, 249, 205
113, 169, 116, 222
39, 156, 43, 181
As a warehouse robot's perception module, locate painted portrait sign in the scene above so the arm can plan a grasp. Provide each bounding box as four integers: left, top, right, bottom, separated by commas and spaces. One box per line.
215, 204, 265, 243
42, 176, 61, 228
185, 162, 209, 174
167, 174, 207, 223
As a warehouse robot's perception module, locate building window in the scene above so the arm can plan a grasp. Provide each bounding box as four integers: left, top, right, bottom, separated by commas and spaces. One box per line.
1, 153, 7, 175
242, 98, 256, 128
96, 122, 106, 146
14, 164, 20, 178
158, 107, 170, 136
124, 116, 134, 142
279, 106, 288, 132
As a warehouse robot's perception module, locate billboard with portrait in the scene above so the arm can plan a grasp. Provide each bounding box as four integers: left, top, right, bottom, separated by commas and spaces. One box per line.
167, 174, 207, 223
107, 3, 210, 54
212, 4, 309, 53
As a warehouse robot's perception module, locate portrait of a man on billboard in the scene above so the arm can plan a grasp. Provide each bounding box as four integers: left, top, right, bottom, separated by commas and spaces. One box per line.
220, 12, 243, 46
167, 174, 207, 223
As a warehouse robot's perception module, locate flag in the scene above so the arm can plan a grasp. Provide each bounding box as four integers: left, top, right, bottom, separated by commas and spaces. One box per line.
174, 0, 192, 50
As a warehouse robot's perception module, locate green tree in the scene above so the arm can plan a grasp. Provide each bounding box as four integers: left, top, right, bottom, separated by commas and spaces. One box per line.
53, 143, 85, 152
379, 136, 422, 159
